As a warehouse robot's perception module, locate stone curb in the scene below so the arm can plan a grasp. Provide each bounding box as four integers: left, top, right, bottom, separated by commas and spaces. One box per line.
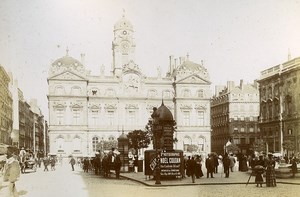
119, 174, 300, 187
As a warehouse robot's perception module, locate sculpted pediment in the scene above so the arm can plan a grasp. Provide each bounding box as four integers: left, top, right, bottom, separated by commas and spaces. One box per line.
49, 71, 86, 81
175, 74, 211, 84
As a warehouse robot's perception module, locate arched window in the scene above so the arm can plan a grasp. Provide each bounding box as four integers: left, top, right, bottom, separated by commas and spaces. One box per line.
148, 90, 157, 98
55, 86, 65, 95
92, 137, 99, 152
197, 137, 205, 152
183, 136, 192, 152
71, 86, 81, 95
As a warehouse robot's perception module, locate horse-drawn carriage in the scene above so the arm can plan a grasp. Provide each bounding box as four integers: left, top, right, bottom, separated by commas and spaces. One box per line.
20, 157, 37, 173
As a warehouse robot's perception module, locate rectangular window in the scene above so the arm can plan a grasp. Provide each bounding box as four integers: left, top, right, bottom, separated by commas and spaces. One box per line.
249, 116, 254, 121
233, 138, 240, 144
234, 116, 238, 121
56, 109, 64, 125
198, 90, 204, 98
241, 127, 245, 132
183, 111, 190, 126
197, 111, 204, 126
241, 138, 246, 144
107, 110, 115, 126
234, 127, 238, 132
128, 110, 136, 125
73, 109, 80, 125
91, 110, 99, 125
249, 127, 254, 132
240, 116, 245, 121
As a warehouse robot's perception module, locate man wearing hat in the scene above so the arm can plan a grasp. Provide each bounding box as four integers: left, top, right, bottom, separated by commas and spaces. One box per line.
3, 146, 20, 197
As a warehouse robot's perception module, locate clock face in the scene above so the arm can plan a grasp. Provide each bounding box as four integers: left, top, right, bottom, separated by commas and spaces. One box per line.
121, 41, 130, 52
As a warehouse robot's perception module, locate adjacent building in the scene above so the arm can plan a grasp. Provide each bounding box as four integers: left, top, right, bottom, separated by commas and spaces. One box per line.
1, 66, 47, 153
211, 80, 260, 155
0, 65, 13, 145
47, 15, 212, 157
258, 56, 300, 154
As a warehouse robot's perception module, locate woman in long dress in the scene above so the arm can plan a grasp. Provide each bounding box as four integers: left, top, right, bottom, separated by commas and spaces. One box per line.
265, 154, 276, 187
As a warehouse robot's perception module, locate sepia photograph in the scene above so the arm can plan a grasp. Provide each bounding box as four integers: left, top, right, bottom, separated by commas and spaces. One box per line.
0, 0, 300, 196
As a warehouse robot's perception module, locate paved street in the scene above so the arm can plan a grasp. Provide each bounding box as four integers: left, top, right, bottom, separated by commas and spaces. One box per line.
1, 162, 300, 197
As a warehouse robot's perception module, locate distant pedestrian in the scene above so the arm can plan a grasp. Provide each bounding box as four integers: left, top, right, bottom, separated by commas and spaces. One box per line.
240, 155, 248, 172
43, 156, 49, 171
205, 154, 215, 178
3, 146, 20, 197
69, 156, 76, 171
181, 155, 186, 178
213, 154, 219, 173
102, 153, 109, 178
291, 157, 298, 178
229, 154, 236, 172
94, 153, 101, 175
222, 153, 231, 178
50, 157, 56, 171
188, 157, 196, 183
185, 156, 191, 177
195, 155, 203, 178
133, 156, 138, 173
83, 157, 90, 173
254, 155, 265, 187
265, 154, 276, 187
114, 153, 122, 179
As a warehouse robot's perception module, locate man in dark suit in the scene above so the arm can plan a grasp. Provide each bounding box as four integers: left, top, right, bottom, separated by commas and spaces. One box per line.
205, 154, 215, 178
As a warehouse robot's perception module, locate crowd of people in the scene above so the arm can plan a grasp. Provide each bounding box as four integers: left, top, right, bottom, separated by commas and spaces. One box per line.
183, 152, 237, 182
183, 152, 299, 185
69, 147, 123, 179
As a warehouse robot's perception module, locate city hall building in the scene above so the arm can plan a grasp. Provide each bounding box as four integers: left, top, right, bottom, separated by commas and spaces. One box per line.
47, 15, 212, 157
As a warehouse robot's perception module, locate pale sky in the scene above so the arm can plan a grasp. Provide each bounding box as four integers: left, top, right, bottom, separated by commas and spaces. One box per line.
1, 0, 300, 120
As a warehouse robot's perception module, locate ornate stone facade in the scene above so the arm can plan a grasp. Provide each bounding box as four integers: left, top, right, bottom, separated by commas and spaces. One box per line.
47, 15, 211, 157
258, 57, 300, 154
211, 80, 260, 155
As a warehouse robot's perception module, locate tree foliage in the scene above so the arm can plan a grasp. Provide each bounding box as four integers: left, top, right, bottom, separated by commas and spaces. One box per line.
250, 139, 266, 153
96, 140, 118, 152
186, 144, 199, 153
282, 140, 295, 151
127, 129, 151, 153
226, 143, 240, 153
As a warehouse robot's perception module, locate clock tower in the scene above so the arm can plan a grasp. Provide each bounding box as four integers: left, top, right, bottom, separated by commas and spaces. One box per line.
112, 14, 136, 77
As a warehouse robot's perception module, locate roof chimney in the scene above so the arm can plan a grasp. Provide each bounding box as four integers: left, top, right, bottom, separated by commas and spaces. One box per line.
169, 55, 174, 74
80, 53, 85, 65
227, 81, 235, 92
253, 80, 258, 89
240, 79, 244, 90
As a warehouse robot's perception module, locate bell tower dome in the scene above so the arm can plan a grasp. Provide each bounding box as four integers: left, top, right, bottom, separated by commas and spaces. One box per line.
112, 13, 136, 77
